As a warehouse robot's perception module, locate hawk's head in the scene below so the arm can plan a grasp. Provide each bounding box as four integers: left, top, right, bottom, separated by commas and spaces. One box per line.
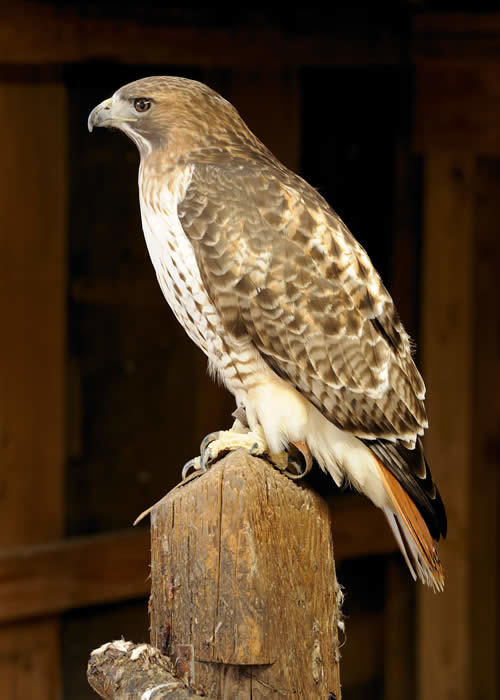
88, 76, 257, 160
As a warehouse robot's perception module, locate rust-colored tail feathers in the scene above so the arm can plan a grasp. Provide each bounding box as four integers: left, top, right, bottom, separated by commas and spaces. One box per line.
374, 457, 444, 592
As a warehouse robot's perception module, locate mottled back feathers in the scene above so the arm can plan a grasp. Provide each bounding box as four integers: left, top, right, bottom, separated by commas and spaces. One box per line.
176, 154, 446, 540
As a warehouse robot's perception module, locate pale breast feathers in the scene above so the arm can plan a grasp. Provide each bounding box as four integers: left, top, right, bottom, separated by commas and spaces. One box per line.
174, 156, 427, 445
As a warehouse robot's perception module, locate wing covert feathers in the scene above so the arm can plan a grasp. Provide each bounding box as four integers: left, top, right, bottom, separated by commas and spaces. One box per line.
375, 457, 444, 592
177, 158, 428, 444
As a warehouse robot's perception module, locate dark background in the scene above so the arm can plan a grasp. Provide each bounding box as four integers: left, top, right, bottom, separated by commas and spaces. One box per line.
0, 3, 498, 699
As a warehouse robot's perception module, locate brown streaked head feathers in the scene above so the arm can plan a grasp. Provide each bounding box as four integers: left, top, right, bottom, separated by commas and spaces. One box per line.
99, 76, 271, 162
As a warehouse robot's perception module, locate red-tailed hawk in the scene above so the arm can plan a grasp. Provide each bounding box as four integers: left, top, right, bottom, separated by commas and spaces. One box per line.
89, 77, 446, 590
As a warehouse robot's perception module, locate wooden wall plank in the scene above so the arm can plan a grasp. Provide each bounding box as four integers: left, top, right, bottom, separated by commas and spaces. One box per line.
0, 5, 402, 67
418, 153, 475, 700
0, 620, 59, 699
415, 16, 500, 692
418, 148, 500, 700
415, 61, 500, 154
0, 530, 149, 624
331, 496, 397, 561
0, 83, 66, 697
223, 68, 301, 172
0, 83, 66, 545
415, 12, 500, 34
414, 13, 500, 63
384, 558, 414, 700
468, 157, 499, 700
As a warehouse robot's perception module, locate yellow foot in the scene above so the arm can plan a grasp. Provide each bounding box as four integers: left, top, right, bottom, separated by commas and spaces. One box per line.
182, 422, 313, 481
182, 421, 284, 479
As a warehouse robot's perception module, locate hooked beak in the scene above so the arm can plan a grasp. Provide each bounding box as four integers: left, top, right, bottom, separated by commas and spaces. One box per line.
88, 97, 113, 132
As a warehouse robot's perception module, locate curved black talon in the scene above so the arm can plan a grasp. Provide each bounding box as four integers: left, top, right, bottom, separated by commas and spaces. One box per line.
200, 451, 211, 471
249, 441, 261, 455
279, 442, 313, 481
182, 457, 201, 481
282, 458, 310, 481
199, 430, 223, 471
200, 431, 221, 456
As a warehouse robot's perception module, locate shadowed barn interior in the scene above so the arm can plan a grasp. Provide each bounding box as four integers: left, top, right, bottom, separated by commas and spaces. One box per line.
0, 3, 499, 699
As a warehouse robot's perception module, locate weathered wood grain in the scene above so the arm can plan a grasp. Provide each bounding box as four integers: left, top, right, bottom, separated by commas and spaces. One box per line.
150, 451, 342, 699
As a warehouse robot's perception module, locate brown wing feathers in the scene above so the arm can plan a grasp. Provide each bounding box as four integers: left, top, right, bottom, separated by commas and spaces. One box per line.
179, 157, 447, 587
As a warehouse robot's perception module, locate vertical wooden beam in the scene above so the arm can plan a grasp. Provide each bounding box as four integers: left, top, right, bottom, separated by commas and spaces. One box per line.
384, 558, 415, 700
468, 157, 499, 700
0, 83, 66, 697
415, 19, 500, 690
418, 148, 500, 700
419, 153, 475, 700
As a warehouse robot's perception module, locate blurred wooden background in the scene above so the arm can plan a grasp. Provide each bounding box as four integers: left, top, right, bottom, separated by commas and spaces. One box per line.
0, 4, 499, 699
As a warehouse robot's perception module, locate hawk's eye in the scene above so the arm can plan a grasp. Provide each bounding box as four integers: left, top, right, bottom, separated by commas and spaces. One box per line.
133, 98, 151, 113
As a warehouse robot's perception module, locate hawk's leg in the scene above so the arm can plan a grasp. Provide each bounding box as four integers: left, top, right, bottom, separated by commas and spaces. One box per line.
181, 418, 313, 481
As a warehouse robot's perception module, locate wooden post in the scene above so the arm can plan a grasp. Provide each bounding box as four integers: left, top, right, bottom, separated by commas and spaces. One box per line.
150, 450, 342, 699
